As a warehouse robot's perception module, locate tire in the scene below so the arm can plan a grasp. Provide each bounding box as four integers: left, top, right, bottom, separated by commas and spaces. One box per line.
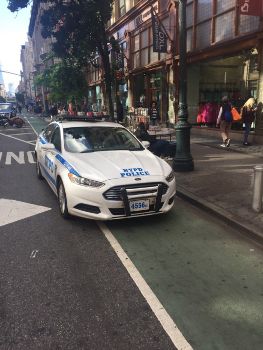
57, 181, 70, 219
36, 159, 44, 180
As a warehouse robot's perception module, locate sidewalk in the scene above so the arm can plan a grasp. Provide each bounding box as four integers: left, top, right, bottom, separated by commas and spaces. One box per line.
174, 134, 263, 241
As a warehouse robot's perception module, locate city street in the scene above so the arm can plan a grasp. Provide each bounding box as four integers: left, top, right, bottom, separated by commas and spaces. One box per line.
0, 115, 262, 350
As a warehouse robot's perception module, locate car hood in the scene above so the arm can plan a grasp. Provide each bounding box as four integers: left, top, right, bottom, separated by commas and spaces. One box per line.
65, 150, 171, 181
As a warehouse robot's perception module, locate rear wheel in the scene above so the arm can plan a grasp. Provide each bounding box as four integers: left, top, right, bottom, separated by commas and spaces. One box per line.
36, 158, 44, 180
58, 181, 70, 219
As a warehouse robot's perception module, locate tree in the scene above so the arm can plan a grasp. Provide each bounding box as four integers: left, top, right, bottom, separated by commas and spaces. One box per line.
8, 0, 115, 117
34, 61, 88, 105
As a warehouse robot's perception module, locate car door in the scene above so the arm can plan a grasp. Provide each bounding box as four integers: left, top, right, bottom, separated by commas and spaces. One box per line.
44, 126, 62, 191
37, 124, 57, 170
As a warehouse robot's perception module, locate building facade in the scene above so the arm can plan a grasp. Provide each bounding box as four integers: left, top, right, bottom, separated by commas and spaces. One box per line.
101, 0, 263, 138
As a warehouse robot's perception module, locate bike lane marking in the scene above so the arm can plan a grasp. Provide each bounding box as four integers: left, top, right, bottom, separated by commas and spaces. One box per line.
104, 202, 263, 350
97, 221, 193, 350
0, 199, 51, 227
2, 151, 36, 165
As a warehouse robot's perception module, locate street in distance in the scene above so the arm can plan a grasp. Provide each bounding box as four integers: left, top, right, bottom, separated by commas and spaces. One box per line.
35, 117, 176, 220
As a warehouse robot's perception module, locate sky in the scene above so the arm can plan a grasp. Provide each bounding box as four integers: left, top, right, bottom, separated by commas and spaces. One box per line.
0, 1, 32, 91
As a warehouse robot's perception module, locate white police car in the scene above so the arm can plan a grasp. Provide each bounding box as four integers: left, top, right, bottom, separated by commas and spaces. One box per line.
35, 117, 176, 220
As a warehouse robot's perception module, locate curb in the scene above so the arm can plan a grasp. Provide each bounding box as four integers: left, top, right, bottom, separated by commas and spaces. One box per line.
195, 141, 263, 159
176, 186, 263, 245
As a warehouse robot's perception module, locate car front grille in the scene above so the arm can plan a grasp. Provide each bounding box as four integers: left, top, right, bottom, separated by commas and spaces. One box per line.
103, 182, 168, 201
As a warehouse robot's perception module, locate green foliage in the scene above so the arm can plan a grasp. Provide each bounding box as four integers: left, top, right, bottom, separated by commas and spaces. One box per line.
7, 0, 30, 12
34, 62, 88, 103
0, 96, 6, 103
7, 0, 115, 115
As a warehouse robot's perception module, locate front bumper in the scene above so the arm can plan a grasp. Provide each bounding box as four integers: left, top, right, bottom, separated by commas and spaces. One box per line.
65, 176, 176, 220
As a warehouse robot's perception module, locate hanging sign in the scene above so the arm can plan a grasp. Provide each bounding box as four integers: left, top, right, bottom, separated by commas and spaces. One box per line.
239, 0, 263, 16
151, 9, 168, 53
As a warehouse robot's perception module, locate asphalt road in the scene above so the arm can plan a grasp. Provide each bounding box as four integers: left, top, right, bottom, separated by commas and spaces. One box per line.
0, 120, 175, 350
0, 115, 262, 350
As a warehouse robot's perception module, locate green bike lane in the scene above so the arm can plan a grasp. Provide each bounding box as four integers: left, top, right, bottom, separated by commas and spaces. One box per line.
26, 114, 263, 349
107, 199, 263, 350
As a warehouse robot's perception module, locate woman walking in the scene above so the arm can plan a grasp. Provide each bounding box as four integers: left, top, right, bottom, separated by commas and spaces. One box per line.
241, 97, 257, 146
216, 96, 232, 148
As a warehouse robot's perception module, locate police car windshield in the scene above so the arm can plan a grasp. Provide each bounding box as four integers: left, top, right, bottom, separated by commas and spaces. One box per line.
63, 126, 143, 153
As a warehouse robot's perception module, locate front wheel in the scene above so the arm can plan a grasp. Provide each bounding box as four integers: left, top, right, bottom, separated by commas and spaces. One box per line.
58, 181, 70, 219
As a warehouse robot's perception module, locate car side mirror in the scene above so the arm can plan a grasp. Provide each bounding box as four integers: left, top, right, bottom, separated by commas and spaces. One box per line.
41, 143, 55, 151
141, 140, 150, 148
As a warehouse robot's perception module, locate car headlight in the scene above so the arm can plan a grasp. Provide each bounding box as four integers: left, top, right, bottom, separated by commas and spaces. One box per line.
165, 171, 175, 182
68, 173, 105, 188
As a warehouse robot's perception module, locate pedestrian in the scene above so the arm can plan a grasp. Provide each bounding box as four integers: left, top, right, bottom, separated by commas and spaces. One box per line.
240, 97, 257, 146
216, 96, 232, 148
148, 101, 160, 126
135, 122, 176, 159
116, 98, 124, 123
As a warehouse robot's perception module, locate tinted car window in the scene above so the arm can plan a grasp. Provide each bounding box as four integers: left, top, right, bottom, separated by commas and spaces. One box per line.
43, 124, 57, 142
51, 127, 61, 152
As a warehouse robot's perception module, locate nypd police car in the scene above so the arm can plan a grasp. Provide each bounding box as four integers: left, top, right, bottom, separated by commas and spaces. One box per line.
35, 117, 176, 220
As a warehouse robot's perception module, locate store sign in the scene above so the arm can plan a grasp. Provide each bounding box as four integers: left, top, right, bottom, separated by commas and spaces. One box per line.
151, 10, 168, 53
134, 2, 158, 28
239, 0, 263, 16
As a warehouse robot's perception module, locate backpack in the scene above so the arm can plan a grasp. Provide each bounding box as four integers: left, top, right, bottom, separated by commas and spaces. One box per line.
223, 104, 232, 122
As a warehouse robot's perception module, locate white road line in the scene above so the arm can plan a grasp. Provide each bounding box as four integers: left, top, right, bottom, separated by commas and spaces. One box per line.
0, 132, 35, 146
4, 132, 35, 136
30, 250, 39, 259
25, 117, 38, 136
3, 127, 31, 131
97, 222, 193, 350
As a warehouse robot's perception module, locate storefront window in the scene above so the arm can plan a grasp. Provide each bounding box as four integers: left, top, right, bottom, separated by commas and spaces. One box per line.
186, 2, 193, 27
216, 0, 235, 14
149, 47, 159, 63
141, 29, 149, 48
215, 11, 235, 43
133, 52, 140, 69
119, 0, 126, 17
141, 48, 149, 66
134, 34, 140, 51
196, 20, 211, 49
187, 29, 193, 52
197, 0, 212, 22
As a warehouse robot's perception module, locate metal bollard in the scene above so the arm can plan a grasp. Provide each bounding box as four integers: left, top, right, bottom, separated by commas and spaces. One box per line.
252, 165, 263, 213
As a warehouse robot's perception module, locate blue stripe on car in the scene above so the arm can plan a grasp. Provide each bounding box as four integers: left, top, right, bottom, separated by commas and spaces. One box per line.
39, 136, 47, 144
40, 163, 57, 186
55, 154, 80, 176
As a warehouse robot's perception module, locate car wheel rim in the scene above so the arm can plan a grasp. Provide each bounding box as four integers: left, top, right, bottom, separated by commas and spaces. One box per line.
59, 185, 66, 213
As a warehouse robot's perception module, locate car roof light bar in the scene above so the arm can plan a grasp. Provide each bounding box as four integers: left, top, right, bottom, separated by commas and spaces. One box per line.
58, 115, 112, 122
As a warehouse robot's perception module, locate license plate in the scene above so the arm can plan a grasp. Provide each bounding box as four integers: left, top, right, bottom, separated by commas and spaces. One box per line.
130, 199, 150, 212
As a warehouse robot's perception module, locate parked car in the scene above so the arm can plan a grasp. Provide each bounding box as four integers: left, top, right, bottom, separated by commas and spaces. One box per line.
35, 117, 176, 220
0, 102, 17, 119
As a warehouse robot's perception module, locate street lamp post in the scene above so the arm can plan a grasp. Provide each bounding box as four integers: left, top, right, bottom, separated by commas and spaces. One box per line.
172, 0, 194, 171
